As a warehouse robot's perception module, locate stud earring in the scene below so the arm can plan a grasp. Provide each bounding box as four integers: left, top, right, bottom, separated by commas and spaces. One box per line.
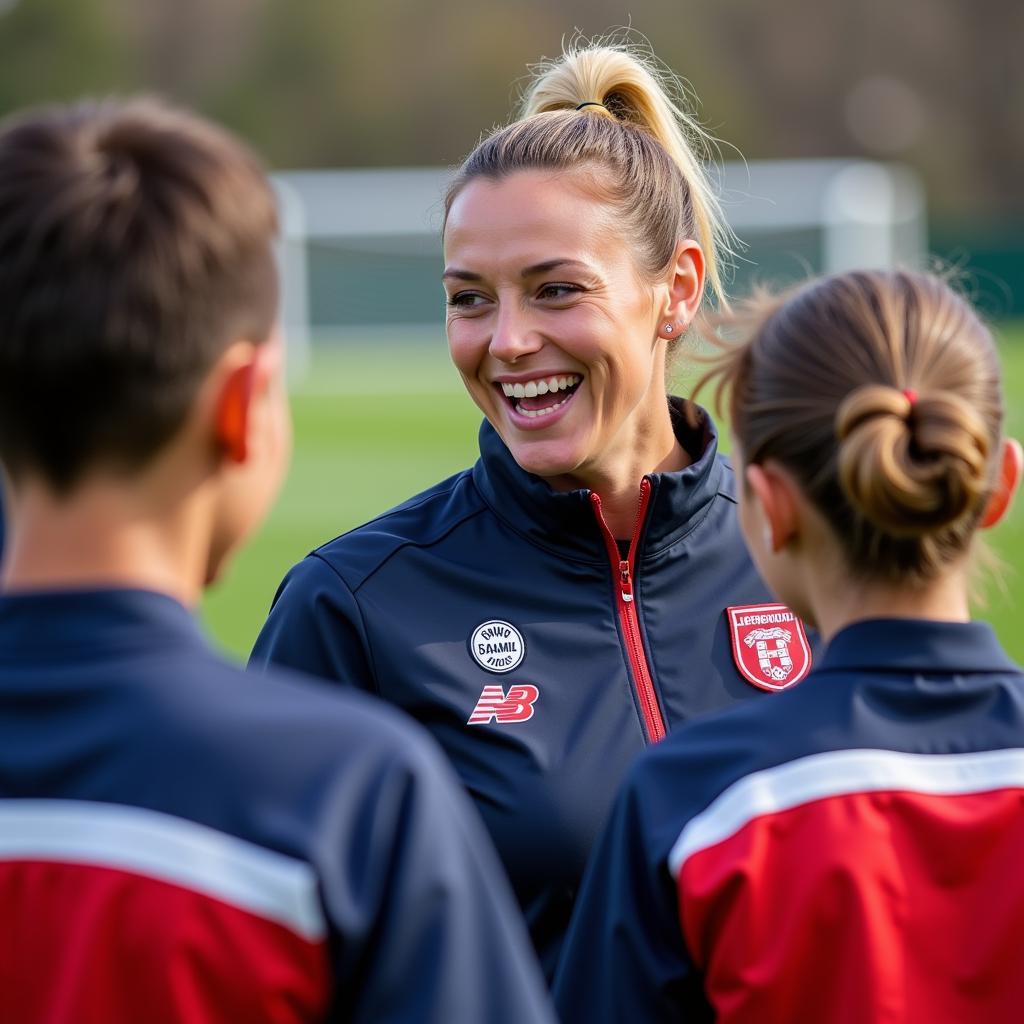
664, 323, 674, 334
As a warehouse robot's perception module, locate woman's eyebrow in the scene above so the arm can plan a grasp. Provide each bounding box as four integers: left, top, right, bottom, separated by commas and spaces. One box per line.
521, 259, 589, 277
442, 268, 482, 281
442, 259, 591, 281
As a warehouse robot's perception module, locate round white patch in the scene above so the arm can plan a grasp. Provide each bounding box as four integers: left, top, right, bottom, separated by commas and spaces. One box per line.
469, 620, 526, 674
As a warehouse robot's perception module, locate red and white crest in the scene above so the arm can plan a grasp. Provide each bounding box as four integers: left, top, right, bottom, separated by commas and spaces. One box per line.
726, 604, 812, 692
467, 684, 539, 725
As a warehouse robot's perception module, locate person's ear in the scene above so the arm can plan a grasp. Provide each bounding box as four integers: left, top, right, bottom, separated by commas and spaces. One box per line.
980, 438, 1023, 529
213, 341, 278, 465
215, 361, 254, 464
658, 239, 705, 339
745, 460, 801, 553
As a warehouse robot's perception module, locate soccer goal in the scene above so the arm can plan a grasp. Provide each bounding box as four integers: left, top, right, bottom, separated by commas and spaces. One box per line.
272, 160, 926, 379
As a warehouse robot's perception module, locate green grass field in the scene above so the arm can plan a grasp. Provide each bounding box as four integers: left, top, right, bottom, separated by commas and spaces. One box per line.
201, 324, 1024, 662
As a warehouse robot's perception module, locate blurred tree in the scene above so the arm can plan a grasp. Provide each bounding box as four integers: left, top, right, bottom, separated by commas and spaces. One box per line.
692, 0, 1024, 220
0, 0, 1021, 224
0, 0, 135, 107
118, 0, 268, 102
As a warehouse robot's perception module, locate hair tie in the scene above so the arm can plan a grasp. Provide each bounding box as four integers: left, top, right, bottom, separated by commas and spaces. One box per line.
575, 101, 607, 112
902, 388, 918, 406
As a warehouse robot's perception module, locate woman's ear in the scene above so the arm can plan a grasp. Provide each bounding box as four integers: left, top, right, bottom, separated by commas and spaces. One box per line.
745, 461, 801, 553
980, 438, 1023, 529
660, 239, 705, 335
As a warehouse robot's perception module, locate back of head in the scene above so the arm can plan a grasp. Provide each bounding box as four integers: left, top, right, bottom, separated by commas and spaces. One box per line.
701, 269, 1003, 582
0, 98, 278, 494
445, 36, 734, 307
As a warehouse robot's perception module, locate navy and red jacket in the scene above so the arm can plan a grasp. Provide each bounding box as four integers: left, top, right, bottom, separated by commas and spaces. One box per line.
0, 588, 556, 1024
251, 400, 794, 977
554, 617, 1024, 1023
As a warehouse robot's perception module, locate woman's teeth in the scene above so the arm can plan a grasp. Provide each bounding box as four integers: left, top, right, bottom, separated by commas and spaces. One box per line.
500, 374, 580, 399
516, 396, 572, 418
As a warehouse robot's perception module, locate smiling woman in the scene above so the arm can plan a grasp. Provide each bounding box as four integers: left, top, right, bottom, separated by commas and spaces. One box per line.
250, 36, 802, 979
443, 170, 702, 513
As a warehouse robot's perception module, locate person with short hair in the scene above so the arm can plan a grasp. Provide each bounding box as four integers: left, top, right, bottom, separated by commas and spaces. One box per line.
553, 269, 1024, 1023
0, 97, 555, 1024
252, 38, 805, 977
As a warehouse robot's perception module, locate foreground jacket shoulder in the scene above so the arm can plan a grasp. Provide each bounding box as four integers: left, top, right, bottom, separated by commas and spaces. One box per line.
0, 589, 555, 1024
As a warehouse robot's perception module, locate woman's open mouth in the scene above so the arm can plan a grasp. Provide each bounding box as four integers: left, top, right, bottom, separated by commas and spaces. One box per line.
496, 374, 582, 421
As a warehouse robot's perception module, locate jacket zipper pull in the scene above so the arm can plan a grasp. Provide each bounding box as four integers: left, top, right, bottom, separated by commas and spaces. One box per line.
619, 560, 633, 603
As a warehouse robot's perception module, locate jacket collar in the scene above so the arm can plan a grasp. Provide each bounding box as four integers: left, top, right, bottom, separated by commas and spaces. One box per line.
0, 587, 206, 657
471, 396, 729, 563
818, 618, 1020, 676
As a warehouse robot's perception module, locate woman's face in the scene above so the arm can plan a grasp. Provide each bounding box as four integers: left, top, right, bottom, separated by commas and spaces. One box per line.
443, 169, 674, 482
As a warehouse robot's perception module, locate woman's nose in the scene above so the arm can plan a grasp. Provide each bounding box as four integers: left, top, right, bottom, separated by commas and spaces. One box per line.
488, 305, 544, 364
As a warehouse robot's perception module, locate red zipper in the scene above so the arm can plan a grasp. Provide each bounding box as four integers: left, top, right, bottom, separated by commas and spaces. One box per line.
590, 478, 666, 743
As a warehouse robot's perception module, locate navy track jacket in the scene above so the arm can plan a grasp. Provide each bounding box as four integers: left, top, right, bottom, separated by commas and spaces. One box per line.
252, 400, 789, 976
554, 618, 1024, 1023
0, 588, 556, 1024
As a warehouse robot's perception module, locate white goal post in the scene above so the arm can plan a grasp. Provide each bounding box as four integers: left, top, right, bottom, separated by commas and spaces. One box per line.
271, 160, 926, 378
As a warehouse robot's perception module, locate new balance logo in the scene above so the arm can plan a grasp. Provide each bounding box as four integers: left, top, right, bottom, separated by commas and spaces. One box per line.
467, 684, 539, 725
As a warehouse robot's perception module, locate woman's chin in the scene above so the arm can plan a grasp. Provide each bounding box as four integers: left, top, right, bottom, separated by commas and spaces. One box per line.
504, 436, 589, 484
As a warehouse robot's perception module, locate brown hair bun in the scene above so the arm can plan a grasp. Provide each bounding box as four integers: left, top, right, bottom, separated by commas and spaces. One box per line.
836, 385, 990, 538
693, 270, 1004, 583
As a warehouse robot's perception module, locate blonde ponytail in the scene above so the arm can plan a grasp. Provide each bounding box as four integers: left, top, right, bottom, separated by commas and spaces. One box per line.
519, 41, 734, 306
445, 38, 735, 306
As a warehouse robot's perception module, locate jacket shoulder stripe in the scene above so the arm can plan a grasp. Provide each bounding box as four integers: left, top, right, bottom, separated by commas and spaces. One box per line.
668, 746, 1024, 877
0, 800, 326, 940
4, 859, 330, 1021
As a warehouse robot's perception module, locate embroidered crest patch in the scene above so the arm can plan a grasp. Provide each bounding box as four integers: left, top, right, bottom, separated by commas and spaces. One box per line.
726, 604, 812, 692
469, 620, 526, 674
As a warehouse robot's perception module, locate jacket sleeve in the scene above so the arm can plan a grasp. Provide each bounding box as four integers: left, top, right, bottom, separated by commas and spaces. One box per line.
320, 718, 558, 1024
553, 763, 713, 1024
249, 554, 377, 694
